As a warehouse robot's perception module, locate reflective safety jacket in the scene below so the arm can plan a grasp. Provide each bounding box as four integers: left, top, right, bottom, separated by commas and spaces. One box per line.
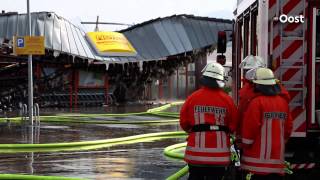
240, 95, 293, 175
180, 87, 238, 166
237, 83, 290, 133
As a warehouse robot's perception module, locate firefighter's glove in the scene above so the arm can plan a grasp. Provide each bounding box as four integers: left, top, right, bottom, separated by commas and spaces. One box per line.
284, 161, 293, 175
246, 173, 253, 180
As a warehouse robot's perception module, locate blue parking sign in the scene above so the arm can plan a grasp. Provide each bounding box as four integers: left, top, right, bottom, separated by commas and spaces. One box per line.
17, 37, 25, 48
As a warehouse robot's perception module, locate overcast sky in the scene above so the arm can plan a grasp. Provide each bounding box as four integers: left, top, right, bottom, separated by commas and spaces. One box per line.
2, 0, 236, 31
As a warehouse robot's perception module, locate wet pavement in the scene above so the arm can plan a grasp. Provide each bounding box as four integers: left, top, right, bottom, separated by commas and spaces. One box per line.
0, 104, 187, 179
0, 140, 186, 179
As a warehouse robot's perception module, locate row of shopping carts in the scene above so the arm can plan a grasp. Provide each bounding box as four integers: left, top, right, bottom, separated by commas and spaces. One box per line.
40, 90, 116, 107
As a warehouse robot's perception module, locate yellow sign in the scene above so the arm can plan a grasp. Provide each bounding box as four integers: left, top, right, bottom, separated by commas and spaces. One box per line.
13, 36, 45, 55
86, 32, 137, 57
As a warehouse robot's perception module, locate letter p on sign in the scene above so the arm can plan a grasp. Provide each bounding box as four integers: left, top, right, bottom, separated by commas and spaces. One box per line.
17, 37, 25, 48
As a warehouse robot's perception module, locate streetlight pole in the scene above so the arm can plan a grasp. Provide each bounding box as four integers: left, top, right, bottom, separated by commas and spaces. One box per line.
27, 0, 33, 126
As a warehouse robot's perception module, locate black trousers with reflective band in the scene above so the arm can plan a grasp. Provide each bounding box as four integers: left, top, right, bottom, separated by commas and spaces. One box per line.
188, 164, 226, 180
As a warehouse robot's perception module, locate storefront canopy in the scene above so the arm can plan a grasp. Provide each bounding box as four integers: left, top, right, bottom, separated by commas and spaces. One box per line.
0, 12, 232, 63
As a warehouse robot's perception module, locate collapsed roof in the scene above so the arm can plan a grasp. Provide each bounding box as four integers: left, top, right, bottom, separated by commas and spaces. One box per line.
0, 12, 232, 63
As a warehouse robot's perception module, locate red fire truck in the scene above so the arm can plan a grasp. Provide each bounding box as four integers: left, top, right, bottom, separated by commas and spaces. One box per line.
232, 0, 320, 174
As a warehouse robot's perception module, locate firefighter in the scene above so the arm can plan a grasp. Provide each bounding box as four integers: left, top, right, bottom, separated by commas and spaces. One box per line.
238, 56, 267, 121
240, 68, 293, 180
180, 62, 238, 180
238, 56, 290, 131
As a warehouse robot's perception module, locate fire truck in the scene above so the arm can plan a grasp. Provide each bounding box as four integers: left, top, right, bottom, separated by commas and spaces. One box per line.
231, 0, 320, 175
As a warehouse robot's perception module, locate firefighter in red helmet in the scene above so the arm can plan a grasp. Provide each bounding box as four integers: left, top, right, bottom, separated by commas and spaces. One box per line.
180, 62, 238, 180
240, 68, 293, 180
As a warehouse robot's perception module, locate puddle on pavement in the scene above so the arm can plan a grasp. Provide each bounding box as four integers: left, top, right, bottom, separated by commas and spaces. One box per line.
0, 105, 186, 179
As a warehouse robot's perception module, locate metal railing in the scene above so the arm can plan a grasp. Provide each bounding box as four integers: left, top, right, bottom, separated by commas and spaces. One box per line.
20, 103, 40, 126
21, 104, 28, 122
33, 103, 40, 126
20, 103, 40, 144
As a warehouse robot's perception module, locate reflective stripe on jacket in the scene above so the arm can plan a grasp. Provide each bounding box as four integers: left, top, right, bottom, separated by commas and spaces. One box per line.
180, 87, 238, 165
240, 95, 293, 175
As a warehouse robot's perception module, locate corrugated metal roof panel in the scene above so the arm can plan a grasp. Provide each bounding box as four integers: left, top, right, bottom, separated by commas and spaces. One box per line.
70, 23, 85, 58
123, 30, 151, 59
207, 21, 219, 43
225, 24, 233, 41
147, 26, 171, 58
64, 19, 79, 55
30, 13, 38, 36
196, 19, 211, 46
128, 57, 137, 62
128, 29, 150, 59
60, 19, 71, 54
6, 15, 18, 38
0, 16, 7, 38
152, 21, 177, 55
44, 14, 54, 49
74, 28, 88, 58
134, 54, 144, 60
17, 15, 27, 36
180, 18, 201, 50
199, 20, 215, 46
161, 19, 186, 54
35, 13, 45, 36
77, 28, 96, 59
189, 19, 209, 49
140, 24, 167, 58
52, 15, 62, 51
216, 21, 226, 32
172, 18, 193, 52
136, 27, 158, 59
